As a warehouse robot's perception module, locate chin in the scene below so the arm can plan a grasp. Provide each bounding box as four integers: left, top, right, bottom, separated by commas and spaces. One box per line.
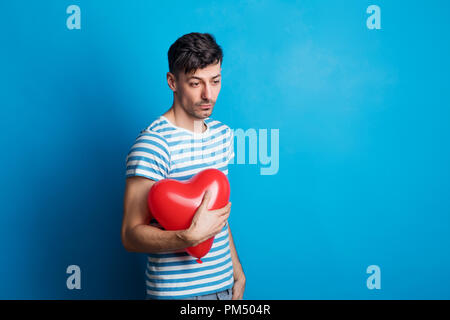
196, 110, 212, 119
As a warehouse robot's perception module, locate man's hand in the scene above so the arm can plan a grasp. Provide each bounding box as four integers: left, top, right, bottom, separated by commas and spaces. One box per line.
179, 190, 231, 247
232, 271, 246, 300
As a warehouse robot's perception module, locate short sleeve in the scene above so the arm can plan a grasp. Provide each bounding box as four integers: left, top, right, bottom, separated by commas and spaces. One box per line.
125, 131, 170, 181
227, 128, 235, 163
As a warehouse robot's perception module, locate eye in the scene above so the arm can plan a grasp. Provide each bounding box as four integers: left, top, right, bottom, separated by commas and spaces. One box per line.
213, 80, 221, 84
190, 82, 200, 87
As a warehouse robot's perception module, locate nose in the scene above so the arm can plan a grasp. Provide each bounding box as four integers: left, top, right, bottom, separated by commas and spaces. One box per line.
201, 83, 212, 102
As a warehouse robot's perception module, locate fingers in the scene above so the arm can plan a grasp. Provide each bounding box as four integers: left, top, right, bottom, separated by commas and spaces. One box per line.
219, 206, 230, 229
221, 202, 232, 217
199, 190, 211, 209
213, 204, 231, 235
215, 220, 228, 235
213, 202, 231, 216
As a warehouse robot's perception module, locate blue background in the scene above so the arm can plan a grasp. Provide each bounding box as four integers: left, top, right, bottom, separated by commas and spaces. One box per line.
1, 0, 449, 299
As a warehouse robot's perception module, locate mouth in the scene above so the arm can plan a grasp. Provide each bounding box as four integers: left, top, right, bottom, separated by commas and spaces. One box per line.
199, 104, 212, 110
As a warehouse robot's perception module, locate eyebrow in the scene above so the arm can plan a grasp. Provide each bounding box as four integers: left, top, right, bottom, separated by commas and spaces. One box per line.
187, 74, 221, 81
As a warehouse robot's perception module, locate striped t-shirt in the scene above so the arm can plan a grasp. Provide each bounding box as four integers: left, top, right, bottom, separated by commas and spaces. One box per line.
125, 115, 235, 299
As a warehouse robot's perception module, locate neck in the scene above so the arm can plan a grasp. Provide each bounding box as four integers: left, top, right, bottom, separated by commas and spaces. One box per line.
163, 103, 207, 133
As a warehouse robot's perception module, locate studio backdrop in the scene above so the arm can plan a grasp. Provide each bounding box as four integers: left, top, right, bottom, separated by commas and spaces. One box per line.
0, 0, 449, 299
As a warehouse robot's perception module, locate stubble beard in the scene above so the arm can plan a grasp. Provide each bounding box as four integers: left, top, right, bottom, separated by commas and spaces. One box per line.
187, 104, 213, 120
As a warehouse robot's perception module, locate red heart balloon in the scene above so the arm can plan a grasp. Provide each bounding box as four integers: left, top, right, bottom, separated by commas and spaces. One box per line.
147, 168, 230, 263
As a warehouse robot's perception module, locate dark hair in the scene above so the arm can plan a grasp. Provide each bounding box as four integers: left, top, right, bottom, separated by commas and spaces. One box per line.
168, 32, 223, 77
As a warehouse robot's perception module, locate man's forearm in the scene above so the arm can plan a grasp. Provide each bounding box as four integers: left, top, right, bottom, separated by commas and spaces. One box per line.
124, 224, 193, 253
228, 225, 245, 277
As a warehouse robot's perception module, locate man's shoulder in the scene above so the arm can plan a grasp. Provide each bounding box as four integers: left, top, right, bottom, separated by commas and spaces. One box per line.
141, 116, 167, 134
137, 117, 169, 139
132, 117, 170, 151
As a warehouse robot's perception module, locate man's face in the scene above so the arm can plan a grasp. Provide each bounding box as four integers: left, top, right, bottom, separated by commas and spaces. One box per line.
173, 62, 222, 120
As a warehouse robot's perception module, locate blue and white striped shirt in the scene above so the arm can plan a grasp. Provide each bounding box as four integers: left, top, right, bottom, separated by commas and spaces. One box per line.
125, 115, 235, 299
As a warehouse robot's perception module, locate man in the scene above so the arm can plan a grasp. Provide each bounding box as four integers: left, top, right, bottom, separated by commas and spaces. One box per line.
121, 32, 245, 300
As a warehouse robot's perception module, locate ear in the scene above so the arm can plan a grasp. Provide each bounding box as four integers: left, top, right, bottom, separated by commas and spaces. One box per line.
167, 72, 177, 92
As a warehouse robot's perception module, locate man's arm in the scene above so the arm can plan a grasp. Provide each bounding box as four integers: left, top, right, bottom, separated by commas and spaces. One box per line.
122, 176, 192, 253
228, 225, 246, 300
121, 176, 231, 253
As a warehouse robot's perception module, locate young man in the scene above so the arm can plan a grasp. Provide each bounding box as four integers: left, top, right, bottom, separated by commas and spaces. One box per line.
121, 33, 245, 300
